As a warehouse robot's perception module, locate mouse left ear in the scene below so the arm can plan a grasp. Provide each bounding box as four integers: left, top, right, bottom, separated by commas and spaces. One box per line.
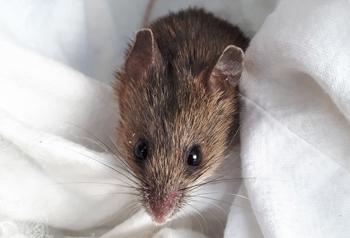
208, 45, 244, 96
124, 28, 160, 80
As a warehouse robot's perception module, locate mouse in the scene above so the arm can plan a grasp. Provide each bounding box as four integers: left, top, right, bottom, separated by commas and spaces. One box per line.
114, 8, 249, 227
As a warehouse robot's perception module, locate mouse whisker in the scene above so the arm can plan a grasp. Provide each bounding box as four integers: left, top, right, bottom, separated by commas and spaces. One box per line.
127, 204, 142, 219
53, 181, 136, 190
59, 143, 140, 187
76, 134, 141, 181
118, 199, 142, 219
90, 191, 140, 197
183, 162, 214, 189
192, 191, 249, 201
188, 212, 205, 235
189, 195, 231, 205
179, 174, 228, 192
63, 123, 118, 155
194, 194, 263, 216
228, 125, 240, 146
184, 201, 208, 234
184, 173, 282, 193
206, 176, 288, 183
71, 135, 111, 154
65, 130, 141, 179
106, 135, 148, 185
195, 177, 241, 187
63, 123, 143, 185
188, 198, 227, 232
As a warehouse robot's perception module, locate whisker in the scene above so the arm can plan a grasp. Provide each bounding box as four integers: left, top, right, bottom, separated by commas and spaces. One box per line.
180, 175, 230, 192
106, 135, 148, 184
54, 181, 135, 190
120, 200, 142, 219
90, 192, 139, 197
67, 124, 126, 164
185, 202, 207, 234
59, 144, 140, 187
189, 195, 234, 207
188, 212, 204, 235
189, 195, 256, 216
63, 122, 114, 153
189, 197, 226, 232
182, 174, 287, 195
191, 192, 249, 201
228, 125, 240, 146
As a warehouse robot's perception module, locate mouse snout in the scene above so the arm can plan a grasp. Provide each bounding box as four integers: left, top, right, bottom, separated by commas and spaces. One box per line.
148, 190, 180, 224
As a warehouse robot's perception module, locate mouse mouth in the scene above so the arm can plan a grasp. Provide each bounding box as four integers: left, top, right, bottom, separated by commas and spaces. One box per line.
146, 191, 181, 225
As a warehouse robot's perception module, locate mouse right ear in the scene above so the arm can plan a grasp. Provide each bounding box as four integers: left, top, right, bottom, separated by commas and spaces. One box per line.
124, 28, 160, 80
207, 45, 244, 98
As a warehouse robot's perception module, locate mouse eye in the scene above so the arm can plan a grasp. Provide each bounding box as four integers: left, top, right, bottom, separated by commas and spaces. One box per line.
187, 145, 202, 167
134, 138, 149, 161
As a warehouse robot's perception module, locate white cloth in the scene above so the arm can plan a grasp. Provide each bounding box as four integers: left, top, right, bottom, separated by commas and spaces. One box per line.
2, 0, 349, 238
0, 0, 273, 237
227, 0, 350, 237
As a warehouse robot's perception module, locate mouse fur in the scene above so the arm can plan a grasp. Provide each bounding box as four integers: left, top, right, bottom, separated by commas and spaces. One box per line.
114, 8, 249, 226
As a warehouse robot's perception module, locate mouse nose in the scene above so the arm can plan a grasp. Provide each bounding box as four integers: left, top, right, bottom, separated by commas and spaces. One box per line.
148, 191, 179, 224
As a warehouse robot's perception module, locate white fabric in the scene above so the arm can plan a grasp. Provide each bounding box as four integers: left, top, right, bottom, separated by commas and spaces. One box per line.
227, 0, 350, 237
1, 0, 349, 237
0, 1, 273, 237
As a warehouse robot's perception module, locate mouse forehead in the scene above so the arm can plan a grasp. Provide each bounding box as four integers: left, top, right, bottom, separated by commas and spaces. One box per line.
124, 72, 203, 128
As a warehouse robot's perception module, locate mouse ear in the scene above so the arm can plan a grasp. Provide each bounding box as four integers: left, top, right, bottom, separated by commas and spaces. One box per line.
208, 45, 244, 97
125, 28, 160, 80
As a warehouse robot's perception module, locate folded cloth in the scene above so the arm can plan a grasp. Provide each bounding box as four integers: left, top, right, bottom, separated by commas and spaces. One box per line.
9, 0, 341, 238
227, 0, 350, 237
0, 40, 129, 233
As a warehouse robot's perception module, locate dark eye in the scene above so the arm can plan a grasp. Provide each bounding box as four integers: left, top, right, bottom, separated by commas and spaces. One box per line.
134, 138, 149, 161
187, 145, 202, 166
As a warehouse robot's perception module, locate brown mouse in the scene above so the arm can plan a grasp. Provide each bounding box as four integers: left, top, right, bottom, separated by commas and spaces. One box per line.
114, 8, 249, 225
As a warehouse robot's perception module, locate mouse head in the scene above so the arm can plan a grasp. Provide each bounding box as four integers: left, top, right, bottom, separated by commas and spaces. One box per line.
114, 29, 244, 224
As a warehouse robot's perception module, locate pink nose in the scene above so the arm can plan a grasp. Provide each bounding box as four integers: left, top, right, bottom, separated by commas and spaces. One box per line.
148, 191, 179, 224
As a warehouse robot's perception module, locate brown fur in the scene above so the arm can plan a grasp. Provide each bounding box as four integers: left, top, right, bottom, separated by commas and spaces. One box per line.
114, 8, 249, 222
